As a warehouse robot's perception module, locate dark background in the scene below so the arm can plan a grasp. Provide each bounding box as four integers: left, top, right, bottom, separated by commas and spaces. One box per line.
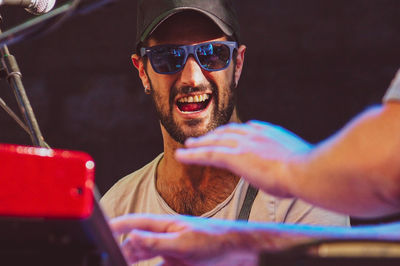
0, 1, 399, 223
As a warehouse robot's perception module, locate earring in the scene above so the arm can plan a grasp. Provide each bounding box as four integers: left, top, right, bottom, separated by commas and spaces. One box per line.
144, 85, 151, 94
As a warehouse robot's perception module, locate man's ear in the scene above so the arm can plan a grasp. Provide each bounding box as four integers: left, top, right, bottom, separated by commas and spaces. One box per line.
234, 45, 246, 87
131, 54, 150, 89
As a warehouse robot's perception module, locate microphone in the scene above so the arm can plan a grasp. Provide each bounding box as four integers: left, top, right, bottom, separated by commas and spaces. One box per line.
0, 0, 56, 15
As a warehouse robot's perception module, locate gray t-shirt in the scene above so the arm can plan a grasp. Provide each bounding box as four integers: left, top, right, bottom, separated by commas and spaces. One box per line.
383, 69, 400, 102
101, 154, 349, 266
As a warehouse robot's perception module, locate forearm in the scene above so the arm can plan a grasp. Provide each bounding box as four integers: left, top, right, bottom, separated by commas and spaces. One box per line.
234, 221, 400, 254
287, 102, 400, 217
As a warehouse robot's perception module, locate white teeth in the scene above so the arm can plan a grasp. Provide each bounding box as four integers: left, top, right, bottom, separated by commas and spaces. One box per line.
178, 94, 210, 103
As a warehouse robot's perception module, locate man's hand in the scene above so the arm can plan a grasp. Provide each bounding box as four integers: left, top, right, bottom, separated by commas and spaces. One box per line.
112, 214, 400, 265
110, 214, 259, 266
175, 120, 312, 197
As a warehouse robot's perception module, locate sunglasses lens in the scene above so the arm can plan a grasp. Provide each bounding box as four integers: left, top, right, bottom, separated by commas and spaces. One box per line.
146, 42, 234, 74
151, 46, 186, 73
196, 43, 231, 70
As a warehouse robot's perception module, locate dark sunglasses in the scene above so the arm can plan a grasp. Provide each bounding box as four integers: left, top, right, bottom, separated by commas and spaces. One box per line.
139, 41, 238, 74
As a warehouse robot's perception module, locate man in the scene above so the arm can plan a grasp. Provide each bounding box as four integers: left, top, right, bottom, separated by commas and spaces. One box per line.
101, 0, 348, 264
110, 71, 400, 265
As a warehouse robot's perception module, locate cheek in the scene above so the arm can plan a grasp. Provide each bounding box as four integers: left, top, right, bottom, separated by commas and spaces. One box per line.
214, 70, 235, 99
149, 75, 177, 113
147, 61, 175, 86
149, 73, 175, 97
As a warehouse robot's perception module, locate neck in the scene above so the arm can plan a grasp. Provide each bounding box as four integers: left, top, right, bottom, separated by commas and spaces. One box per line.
156, 110, 241, 216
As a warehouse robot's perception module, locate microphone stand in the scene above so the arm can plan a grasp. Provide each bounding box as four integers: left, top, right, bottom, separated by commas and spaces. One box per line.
0, 11, 129, 266
0, 0, 115, 147
0, 0, 116, 47
0, 15, 48, 147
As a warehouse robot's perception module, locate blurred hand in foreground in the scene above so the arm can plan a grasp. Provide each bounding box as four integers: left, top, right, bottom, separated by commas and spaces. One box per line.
175, 120, 312, 198
110, 213, 400, 265
111, 214, 262, 265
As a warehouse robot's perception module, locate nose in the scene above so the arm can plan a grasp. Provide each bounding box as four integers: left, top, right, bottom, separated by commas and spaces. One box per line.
178, 55, 207, 87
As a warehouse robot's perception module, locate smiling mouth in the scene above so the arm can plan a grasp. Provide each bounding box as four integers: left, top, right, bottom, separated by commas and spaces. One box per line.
176, 93, 212, 113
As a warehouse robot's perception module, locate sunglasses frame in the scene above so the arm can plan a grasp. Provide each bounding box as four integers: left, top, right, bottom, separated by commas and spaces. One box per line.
139, 41, 238, 74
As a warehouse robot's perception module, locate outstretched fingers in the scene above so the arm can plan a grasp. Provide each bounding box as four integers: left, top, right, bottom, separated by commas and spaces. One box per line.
175, 124, 257, 169
185, 123, 253, 145
110, 214, 193, 263
246, 120, 275, 130
175, 146, 239, 169
185, 132, 244, 149
110, 214, 177, 235
185, 121, 275, 148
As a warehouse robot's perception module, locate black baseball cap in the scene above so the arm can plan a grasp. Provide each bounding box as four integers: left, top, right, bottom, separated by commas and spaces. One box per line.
136, 0, 240, 54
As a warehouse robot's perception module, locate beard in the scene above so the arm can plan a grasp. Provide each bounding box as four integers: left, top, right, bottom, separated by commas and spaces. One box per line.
149, 74, 237, 144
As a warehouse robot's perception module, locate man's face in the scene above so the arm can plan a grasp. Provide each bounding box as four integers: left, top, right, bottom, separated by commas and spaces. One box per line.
136, 13, 245, 144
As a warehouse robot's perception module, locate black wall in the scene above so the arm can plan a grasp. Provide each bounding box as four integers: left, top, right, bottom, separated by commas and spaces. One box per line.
1, 0, 399, 210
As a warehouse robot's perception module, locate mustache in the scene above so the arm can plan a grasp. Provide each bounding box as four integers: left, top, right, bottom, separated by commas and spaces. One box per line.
174, 84, 210, 95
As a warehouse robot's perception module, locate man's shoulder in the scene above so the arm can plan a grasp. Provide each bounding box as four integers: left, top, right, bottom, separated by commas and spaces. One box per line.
275, 196, 349, 226
109, 154, 162, 190
251, 189, 349, 226
100, 153, 163, 217
383, 69, 400, 102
